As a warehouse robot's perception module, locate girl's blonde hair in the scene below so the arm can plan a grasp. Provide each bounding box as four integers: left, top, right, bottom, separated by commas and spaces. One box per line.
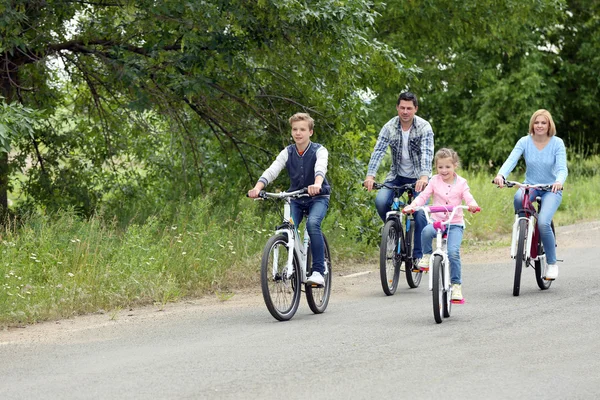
528, 109, 556, 137
289, 112, 314, 130
435, 148, 460, 168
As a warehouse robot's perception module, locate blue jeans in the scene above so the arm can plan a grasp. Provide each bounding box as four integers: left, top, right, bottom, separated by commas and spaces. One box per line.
513, 189, 562, 264
291, 197, 329, 274
421, 224, 464, 285
375, 175, 426, 259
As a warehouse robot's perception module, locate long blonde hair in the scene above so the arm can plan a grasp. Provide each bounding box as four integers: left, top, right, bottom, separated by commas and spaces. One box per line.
528, 109, 556, 137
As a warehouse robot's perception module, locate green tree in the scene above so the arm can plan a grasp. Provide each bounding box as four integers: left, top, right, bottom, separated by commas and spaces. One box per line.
0, 0, 407, 216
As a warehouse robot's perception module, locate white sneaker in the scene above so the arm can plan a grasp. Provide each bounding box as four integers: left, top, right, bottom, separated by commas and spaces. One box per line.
418, 255, 430, 271
546, 264, 558, 280
451, 284, 463, 301
307, 271, 325, 286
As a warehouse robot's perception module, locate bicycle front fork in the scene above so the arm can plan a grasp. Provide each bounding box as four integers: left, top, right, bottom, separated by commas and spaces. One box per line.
510, 215, 535, 260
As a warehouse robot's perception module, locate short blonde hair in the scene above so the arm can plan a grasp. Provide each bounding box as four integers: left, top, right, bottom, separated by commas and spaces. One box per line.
435, 148, 460, 168
529, 109, 556, 137
289, 112, 314, 130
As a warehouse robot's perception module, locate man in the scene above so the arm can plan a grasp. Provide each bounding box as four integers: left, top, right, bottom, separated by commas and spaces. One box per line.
364, 91, 434, 264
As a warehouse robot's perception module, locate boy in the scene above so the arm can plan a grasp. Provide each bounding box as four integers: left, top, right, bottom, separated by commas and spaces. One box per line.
248, 113, 331, 285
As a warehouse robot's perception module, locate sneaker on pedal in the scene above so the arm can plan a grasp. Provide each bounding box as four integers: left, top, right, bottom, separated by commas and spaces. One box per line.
451, 284, 463, 302
306, 271, 325, 286
418, 255, 430, 272
546, 264, 558, 280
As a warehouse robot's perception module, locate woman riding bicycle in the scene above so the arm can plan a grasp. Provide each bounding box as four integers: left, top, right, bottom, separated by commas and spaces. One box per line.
493, 109, 568, 280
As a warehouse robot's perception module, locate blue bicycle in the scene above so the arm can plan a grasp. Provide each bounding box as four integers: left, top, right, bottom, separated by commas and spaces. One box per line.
373, 182, 423, 295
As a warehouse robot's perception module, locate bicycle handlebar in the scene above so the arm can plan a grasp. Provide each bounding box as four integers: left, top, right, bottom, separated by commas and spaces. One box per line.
367, 182, 417, 191
247, 188, 310, 200
491, 179, 553, 192
404, 205, 481, 227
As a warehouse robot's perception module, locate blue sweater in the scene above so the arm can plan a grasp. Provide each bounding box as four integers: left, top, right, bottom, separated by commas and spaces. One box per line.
498, 135, 568, 185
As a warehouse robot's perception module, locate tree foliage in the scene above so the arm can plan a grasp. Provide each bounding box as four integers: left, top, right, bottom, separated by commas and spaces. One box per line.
0, 0, 407, 216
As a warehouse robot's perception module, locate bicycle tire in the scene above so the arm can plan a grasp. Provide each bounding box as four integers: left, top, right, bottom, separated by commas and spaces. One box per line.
513, 219, 528, 296
306, 234, 332, 314
432, 255, 444, 324
535, 222, 553, 290
404, 218, 422, 288
380, 219, 401, 296
260, 233, 301, 321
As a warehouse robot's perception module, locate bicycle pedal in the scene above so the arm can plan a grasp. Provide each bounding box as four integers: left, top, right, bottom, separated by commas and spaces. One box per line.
543, 277, 555, 281
451, 299, 465, 304
308, 283, 324, 288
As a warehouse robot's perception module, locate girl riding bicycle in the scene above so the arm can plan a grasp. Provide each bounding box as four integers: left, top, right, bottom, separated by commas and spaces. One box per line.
403, 148, 479, 302
493, 109, 568, 280
247, 112, 331, 286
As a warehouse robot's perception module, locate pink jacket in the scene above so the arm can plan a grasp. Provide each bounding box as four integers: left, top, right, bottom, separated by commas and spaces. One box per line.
412, 173, 478, 225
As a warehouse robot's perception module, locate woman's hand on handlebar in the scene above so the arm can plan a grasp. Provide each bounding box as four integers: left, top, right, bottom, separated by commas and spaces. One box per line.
492, 174, 505, 188
551, 181, 563, 193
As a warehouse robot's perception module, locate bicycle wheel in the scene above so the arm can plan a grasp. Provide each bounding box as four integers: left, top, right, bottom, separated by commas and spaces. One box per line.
432, 255, 444, 324
513, 219, 528, 297
306, 235, 332, 314
260, 233, 301, 321
380, 219, 401, 296
404, 218, 422, 288
535, 224, 553, 290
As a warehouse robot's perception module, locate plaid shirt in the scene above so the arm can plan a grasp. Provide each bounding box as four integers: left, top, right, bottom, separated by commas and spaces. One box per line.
367, 115, 435, 182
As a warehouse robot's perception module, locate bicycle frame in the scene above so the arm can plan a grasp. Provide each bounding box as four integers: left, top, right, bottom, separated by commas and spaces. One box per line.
506, 181, 551, 262
409, 205, 475, 291
260, 190, 328, 284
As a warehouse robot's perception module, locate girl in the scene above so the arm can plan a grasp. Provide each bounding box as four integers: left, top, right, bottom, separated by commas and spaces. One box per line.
403, 148, 479, 302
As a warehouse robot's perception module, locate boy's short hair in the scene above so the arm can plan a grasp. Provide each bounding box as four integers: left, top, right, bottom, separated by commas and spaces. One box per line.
289, 113, 314, 130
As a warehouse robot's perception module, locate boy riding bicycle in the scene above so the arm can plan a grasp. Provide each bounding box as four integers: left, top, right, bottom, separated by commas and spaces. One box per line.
247, 113, 331, 286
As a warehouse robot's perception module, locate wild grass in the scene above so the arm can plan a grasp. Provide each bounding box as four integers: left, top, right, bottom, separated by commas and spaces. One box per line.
1, 165, 599, 327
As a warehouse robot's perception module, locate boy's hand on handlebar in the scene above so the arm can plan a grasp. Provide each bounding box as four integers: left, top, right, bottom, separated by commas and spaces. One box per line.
308, 183, 322, 196
363, 176, 375, 191
247, 188, 261, 198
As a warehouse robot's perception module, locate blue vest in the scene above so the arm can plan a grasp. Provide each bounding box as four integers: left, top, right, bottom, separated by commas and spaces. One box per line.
286, 143, 331, 195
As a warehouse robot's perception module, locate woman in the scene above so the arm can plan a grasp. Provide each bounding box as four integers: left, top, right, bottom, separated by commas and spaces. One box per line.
493, 109, 568, 279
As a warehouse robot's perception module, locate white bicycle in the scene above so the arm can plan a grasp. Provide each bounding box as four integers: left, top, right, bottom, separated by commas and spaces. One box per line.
407, 205, 480, 324
252, 189, 332, 321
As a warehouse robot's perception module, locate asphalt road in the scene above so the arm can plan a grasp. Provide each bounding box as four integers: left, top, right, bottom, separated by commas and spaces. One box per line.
1, 221, 600, 400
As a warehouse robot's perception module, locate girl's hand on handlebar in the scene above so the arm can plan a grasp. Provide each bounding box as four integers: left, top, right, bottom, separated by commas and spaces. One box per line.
551, 181, 563, 193
492, 174, 505, 187
308, 183, 322, 196
468, 204, 481, 213
402, 205, 415, 214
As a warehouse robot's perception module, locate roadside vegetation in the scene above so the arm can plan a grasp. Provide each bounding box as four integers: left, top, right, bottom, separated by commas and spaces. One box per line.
1, 158, 599, 327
